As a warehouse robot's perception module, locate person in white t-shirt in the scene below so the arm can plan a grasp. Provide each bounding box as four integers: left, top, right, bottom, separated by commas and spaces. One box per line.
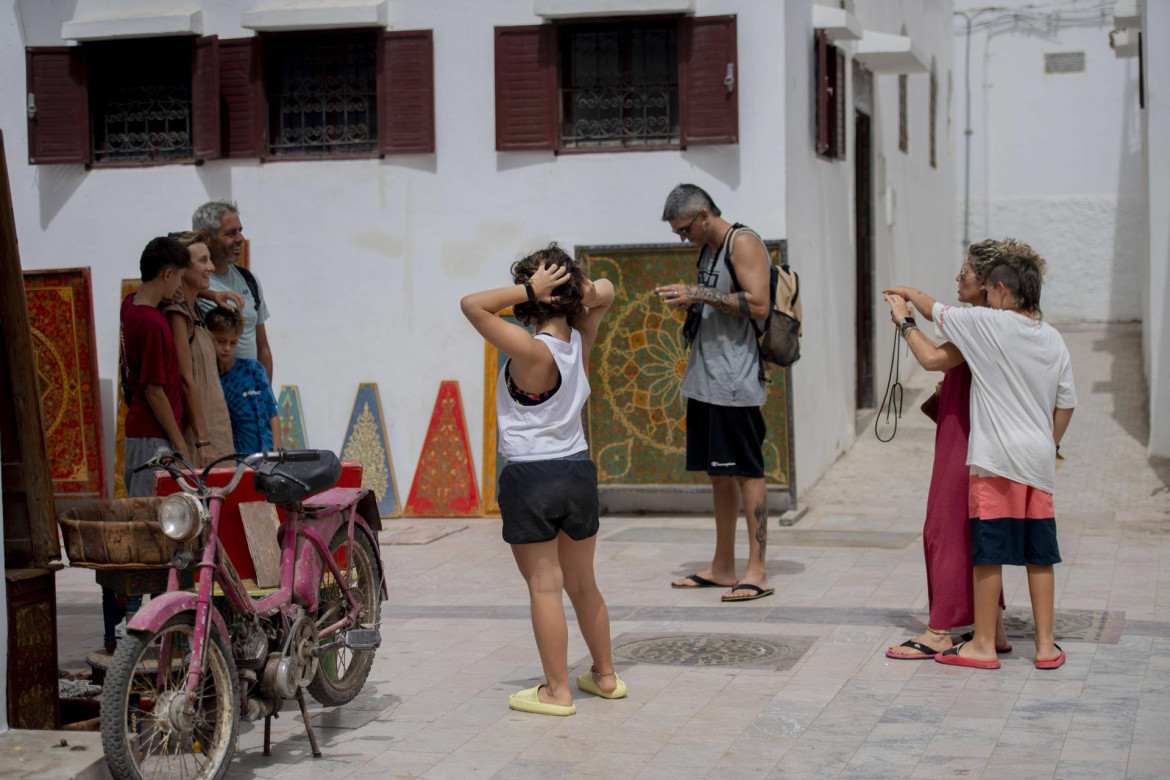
884, 252, 1076, 671
461, 244, 620, 716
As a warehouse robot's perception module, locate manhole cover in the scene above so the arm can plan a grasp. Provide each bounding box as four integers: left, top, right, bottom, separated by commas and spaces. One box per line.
614, 634, 791, 666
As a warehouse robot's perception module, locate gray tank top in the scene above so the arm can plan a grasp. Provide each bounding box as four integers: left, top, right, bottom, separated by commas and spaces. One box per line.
680, 233, 767, 407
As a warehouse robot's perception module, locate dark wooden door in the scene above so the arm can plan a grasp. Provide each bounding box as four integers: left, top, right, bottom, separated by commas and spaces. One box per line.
854, 111, 875, 410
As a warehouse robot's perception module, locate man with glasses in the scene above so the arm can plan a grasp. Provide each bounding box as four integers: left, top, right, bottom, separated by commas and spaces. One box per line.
656, 183, 776, 602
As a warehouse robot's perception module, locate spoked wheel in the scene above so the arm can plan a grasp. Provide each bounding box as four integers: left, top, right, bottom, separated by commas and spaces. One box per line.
100, 614, 240, 780
307, 528, 381, 706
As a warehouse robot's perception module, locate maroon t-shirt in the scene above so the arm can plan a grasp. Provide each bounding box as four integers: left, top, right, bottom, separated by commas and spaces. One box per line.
121, 293, 185, 439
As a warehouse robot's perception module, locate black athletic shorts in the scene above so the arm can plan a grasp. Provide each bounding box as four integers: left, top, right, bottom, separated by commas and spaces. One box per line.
685, 398, 766, 478
498, 451, 600, 545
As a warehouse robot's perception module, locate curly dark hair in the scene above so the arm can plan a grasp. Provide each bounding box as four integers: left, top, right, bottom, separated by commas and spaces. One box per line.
510, 243, 587, 327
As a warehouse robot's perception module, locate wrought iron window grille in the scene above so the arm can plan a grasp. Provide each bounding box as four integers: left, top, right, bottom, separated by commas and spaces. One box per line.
560, 23, 679, 150
267, 34, 378, 157
89, 40, 194, 164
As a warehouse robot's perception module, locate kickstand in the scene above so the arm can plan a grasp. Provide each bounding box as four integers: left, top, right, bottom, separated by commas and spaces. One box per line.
295, 688, 323, 758
263, 713, 272, 756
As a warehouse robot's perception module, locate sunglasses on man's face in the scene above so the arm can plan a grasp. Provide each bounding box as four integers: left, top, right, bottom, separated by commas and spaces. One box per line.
673, 213, 701, 238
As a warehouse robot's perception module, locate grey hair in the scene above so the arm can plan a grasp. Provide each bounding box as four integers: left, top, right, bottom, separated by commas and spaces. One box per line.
192, 200, 239, 233
661, 183, 721, 221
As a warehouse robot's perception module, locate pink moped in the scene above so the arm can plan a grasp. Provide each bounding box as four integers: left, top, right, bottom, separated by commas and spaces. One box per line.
98, 448, 386, 780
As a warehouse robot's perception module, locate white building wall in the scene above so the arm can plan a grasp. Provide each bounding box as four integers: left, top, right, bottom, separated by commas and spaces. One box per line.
788, 1, 956, 486
1143, 1, 1170, 458
4, 0, 797, 498
954, 0, 1144, 322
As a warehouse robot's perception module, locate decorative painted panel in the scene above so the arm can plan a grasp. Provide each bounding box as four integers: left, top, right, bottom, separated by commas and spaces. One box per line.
23, 268, 106, 498
406, 380, 479, 517
577, 242, 794, 492
340, 383, 401, 518
277, 384, 308, 450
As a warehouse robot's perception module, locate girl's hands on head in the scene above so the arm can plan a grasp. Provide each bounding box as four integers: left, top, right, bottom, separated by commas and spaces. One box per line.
528, 261, 570, 302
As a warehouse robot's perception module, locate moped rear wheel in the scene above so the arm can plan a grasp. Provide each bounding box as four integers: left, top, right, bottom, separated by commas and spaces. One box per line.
308, 529, 380, 706
100, 614, 240, 780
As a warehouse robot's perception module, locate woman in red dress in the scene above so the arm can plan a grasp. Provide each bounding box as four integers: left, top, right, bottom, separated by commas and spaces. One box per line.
885, 239, 1029, 659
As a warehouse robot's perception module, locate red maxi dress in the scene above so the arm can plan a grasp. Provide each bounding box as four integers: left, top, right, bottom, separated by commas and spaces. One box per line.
923, 363, 998, 628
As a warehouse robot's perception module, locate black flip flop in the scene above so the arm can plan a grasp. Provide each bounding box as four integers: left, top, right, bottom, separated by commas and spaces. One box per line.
672, 574, 730, 589
721, 583, 776, 602
886, 640, 939, 660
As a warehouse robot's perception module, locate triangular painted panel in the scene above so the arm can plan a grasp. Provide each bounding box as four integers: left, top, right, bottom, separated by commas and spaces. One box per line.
340, 383, 401, 518
277, 385, 308, 449
405, 380, 480, 517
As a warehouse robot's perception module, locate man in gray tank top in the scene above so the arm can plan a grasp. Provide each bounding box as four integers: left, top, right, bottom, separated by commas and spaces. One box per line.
655, 184, 776, 602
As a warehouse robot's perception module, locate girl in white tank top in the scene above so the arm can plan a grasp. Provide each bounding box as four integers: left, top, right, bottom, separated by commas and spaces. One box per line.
461, 244, 625, 716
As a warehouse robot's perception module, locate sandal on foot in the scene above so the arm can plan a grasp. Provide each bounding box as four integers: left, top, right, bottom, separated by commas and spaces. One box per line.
886, 640, 940, 660
959, 631, 1012, 653
721, 583, 775, 602
1035, 643, 1066, 670
508, 684, 576, 716
935, 642, 1001, 669
672, 574, 731, 589
576, 667, 627, 699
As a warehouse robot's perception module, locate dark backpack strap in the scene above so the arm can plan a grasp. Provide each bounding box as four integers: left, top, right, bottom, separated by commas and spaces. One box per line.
236, 265, 262, 313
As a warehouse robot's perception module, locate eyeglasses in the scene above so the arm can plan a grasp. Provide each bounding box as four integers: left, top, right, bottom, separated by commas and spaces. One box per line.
673, 213, 701, 238
958, 267, 973, 279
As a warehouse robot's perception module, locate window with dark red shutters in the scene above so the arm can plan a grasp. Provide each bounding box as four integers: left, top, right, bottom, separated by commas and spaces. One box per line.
495, 15, 738, 153
26, 29, 433, 165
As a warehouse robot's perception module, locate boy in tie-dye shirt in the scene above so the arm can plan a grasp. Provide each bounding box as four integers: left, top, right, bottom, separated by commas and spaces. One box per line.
206, 307, 280, 454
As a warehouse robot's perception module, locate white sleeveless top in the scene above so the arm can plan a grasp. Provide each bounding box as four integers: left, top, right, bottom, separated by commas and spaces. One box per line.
496, 329, 590, 462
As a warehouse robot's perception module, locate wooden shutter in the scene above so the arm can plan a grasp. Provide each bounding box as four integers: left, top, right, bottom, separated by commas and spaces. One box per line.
494, 25, 556, 152
815, 31, 829, 156
680, 15, 738, 146
26, 48, 90, 165
219, 38, 263, 158
378, 30, 435, 155
831, 45, 845, 158
193, 36, 221, 161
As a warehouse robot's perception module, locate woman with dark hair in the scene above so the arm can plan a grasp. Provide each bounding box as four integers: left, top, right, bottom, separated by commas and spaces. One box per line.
461, 244, 621, 716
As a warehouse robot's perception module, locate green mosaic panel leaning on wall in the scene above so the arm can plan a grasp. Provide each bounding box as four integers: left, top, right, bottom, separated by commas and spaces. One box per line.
577, 242, 794, 491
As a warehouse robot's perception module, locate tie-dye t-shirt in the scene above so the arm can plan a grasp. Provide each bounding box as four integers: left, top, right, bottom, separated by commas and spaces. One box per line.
219, 358, 278, 455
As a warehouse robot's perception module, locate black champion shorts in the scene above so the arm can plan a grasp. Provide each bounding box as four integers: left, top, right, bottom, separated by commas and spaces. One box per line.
685, 398, 766, 478
498, 452, 600, 545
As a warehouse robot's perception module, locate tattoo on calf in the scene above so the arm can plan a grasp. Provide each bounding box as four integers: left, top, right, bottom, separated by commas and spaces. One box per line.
754, 500, 768, 563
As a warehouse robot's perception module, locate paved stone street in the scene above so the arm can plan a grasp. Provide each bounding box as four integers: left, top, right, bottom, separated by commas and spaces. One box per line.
54, 322, 1170, 778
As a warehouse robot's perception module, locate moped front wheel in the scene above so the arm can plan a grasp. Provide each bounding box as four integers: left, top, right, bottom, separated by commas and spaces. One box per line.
100, 613, 240, 780
308, 528, 380, 706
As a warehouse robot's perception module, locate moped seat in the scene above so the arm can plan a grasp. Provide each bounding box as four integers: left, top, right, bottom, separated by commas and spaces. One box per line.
254, 451, 342, 505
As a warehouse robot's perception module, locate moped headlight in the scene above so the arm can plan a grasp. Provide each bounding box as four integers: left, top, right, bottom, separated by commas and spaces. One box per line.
159, 493, 205, 543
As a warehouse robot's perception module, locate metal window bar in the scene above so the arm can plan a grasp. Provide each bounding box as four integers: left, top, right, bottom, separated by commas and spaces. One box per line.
91, 44, 193, 163
269, 36, 378, 157
561, 24, 679, 149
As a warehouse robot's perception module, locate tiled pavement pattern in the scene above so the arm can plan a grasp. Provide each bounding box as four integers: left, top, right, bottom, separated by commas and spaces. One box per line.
53, 323, 1170, 778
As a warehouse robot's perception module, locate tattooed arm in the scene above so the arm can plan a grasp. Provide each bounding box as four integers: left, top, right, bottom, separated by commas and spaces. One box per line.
656, 233, 770, 319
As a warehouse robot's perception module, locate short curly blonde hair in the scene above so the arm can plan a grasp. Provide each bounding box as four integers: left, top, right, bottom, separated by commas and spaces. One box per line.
967, 237, 1047, 281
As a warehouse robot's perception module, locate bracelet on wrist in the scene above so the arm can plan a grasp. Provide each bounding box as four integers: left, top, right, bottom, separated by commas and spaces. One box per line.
524, 282, 536, 304
899, 325, 919, 339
